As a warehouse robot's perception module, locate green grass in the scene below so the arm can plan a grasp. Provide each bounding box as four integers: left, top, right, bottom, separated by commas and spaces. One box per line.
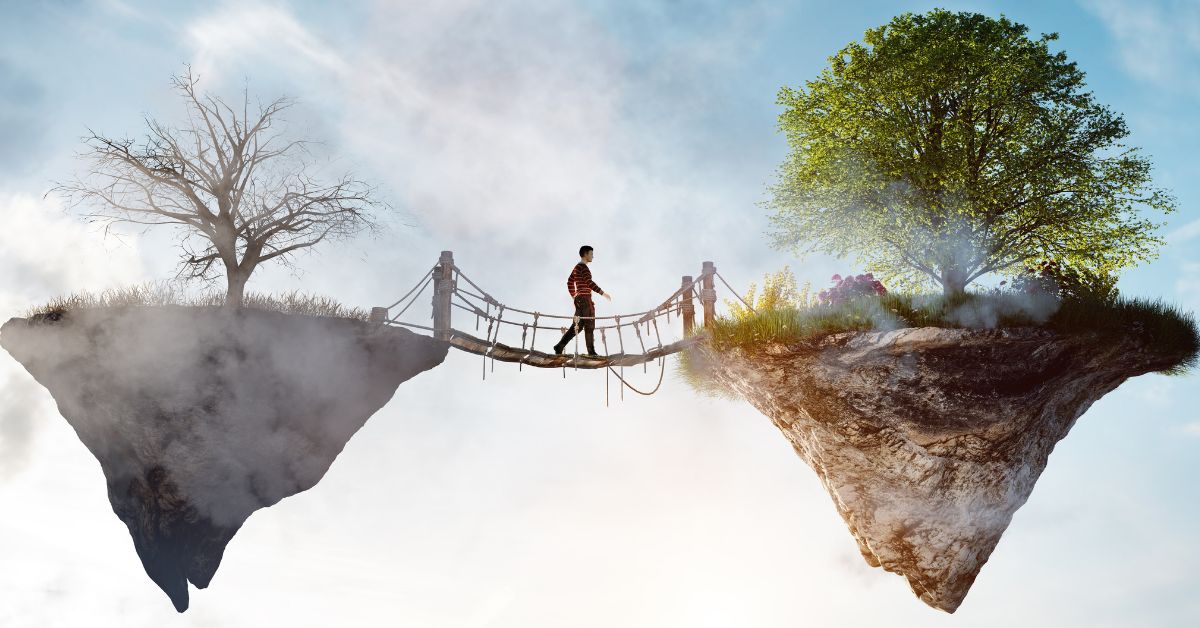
24, 283, 369, 321
701, 291, 1200, 376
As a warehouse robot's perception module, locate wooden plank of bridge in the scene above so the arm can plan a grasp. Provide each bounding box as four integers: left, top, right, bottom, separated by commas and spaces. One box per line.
448, 329, 703, 370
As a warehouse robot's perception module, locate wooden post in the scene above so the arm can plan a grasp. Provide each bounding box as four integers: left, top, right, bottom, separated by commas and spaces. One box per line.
680, 275, 696, 334
701, 261, 716, 327
433, 250, 454, 340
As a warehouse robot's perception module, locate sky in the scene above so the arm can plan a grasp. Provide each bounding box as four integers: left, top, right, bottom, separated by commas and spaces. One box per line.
1, 0, 1198, 626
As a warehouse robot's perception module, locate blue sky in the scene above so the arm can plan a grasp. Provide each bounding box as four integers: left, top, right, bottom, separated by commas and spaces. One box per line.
1, 1, 1198, 626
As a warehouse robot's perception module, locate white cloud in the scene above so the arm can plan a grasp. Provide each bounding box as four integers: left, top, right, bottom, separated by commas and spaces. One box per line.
1165, 218, 1200, 244
1084, 0, 1200, 93
185, 4, 347, 81
1175, 261, 1200, 316
0, 192, 145, 478
0, 192, 145, 318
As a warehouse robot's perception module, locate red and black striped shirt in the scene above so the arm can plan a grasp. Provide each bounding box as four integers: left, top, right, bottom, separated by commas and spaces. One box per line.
567, 262, 603, 298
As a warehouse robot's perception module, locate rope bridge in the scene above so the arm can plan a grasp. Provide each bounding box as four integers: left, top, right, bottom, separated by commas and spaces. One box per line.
371, 251, 753, 401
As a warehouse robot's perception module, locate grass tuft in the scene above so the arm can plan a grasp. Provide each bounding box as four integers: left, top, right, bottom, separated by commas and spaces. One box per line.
23, 282, 369, 321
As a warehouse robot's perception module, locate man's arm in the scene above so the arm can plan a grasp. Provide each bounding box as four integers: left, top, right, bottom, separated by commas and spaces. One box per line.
584, 266, 609, 299
587, 270, 611, 301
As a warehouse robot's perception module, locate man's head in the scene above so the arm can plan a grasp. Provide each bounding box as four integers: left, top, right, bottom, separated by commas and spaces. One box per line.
579, 245, 594, 263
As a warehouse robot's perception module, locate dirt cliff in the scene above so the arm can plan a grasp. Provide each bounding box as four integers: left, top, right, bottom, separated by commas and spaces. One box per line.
1, 306, 448, 612
694, 326, 1189, 612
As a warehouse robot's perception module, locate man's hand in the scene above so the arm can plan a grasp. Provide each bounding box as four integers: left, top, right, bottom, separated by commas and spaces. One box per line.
602, 292, 613, 302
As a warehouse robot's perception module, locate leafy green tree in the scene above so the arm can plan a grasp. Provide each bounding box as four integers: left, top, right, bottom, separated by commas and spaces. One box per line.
768, 9, 1175, 297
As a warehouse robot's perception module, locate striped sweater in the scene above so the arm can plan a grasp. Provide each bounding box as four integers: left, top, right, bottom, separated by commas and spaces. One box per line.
567, 262, 604, 298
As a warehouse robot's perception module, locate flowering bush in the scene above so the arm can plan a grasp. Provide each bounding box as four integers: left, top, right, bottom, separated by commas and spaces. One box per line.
818, 272, 887, 305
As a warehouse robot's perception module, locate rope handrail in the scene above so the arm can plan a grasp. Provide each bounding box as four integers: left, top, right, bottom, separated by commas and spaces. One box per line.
384, 320, 436, 332
384, 265, 437, 311
634, 273, 708, 325
716, 270, 756, 314
451, 264, 712, 324
453, 286, 677, 333
389, 271, 435, 322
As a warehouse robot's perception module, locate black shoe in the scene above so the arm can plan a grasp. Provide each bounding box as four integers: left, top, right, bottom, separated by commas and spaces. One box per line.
553, 344, 564, 355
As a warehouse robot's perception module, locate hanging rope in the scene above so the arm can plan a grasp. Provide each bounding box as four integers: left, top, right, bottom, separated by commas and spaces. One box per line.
633, 323, 648, 374
518, 323, 528, 372
490, 305, 505, 373
607, 358, 665, 396
600, 328, 610, 407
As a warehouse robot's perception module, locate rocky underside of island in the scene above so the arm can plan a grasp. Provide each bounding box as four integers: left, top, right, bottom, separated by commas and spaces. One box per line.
1, 306, 448, 611
692, 326, 1188, 612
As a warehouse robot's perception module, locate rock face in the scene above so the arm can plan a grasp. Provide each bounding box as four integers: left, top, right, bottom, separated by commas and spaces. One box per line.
697, 327, 1185, 613
1, 306, 448, 612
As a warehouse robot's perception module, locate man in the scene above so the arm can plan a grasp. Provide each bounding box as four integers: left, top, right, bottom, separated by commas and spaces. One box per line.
553, 245, 613, 357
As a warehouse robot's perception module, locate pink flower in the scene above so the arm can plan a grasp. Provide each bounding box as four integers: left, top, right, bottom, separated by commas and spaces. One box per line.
831, 274, 842, 281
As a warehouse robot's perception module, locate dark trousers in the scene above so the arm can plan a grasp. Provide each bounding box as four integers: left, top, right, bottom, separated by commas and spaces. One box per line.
555, 295, 596, 354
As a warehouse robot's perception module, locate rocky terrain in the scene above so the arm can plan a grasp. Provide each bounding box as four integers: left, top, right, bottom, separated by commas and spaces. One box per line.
1, 306, 448, 612
693, 326, 1189, 612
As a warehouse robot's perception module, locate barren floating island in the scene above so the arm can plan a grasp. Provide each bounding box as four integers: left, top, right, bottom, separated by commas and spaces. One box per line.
1, 303, 448, 612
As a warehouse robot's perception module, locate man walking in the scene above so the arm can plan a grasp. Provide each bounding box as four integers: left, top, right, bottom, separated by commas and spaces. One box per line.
553, 245, 612, 357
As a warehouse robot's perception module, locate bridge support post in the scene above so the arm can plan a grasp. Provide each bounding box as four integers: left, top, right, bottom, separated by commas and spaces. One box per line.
681, 275, 696, 334
701, 261, 717, 327
433, 250, 454, 341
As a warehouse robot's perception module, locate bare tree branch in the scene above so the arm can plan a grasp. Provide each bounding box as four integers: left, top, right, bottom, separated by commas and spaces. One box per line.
51, 70, 388, 307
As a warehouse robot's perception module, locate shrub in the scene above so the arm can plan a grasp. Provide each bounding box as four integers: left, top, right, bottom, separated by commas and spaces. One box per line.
725, 266, 817, 321
1009, 260, 1119, 303
818, 273, 887, 305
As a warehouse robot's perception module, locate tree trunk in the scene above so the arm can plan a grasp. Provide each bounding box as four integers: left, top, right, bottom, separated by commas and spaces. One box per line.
225, 269, 248, 309
941, 268, 968, 299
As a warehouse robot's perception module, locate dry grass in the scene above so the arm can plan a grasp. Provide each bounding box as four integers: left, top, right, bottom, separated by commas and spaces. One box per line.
24, 282, 369, 321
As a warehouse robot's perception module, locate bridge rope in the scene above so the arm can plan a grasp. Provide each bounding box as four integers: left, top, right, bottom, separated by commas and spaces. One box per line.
608, 361, 665, 396
379, 257, 751, 402
716, 271, 756, 314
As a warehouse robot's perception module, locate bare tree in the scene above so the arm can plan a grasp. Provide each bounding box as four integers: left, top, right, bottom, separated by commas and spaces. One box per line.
54, 70, 384, 307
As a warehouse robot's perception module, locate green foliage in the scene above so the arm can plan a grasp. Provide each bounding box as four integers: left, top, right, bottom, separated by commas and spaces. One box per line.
768, 9, 1176, 296
25, 282, 369, 321
1011, 259, 1119, 304
724, 266, 818, 321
